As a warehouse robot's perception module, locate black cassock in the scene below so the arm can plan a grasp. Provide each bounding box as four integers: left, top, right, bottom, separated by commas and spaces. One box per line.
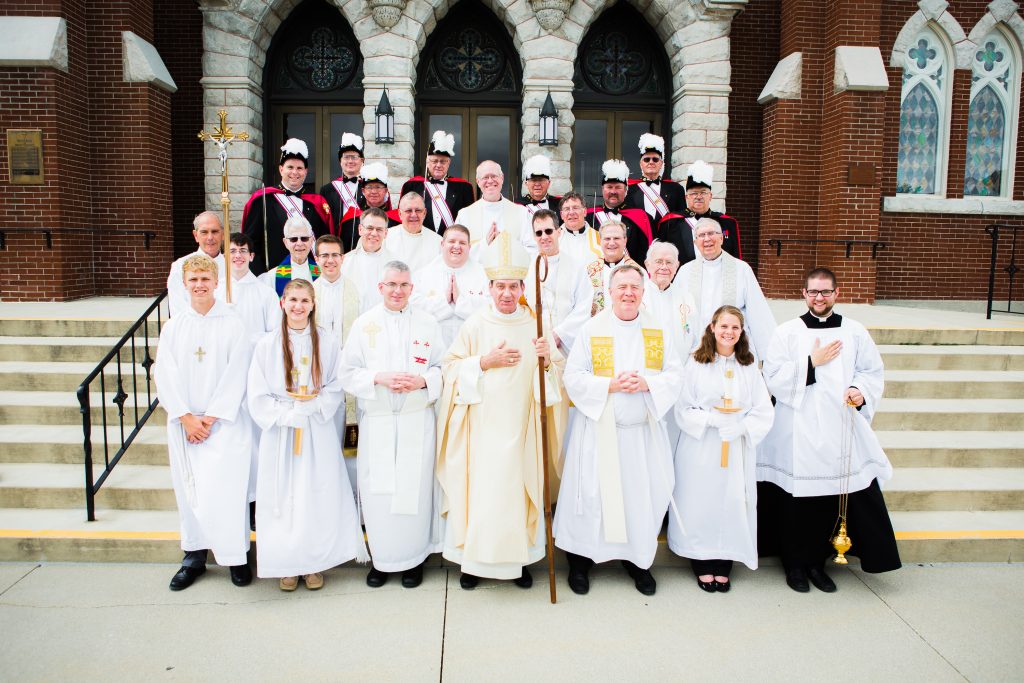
242, 187, 332, 274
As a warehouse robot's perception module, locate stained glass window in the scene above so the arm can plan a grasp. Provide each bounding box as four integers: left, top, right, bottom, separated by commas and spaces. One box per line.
965, 32, 1017, 197
896, 29, 949, 195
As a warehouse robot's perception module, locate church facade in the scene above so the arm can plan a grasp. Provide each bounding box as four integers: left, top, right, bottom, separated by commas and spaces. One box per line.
0, 0, 1022, 304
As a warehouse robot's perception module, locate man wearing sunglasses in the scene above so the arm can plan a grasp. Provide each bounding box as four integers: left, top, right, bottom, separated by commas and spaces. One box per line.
625, 134, 685, 226
257, 216, 321, 296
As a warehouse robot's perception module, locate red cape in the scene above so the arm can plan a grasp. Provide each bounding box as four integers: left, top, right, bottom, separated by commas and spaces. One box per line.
406, 176, 473, 186
587, 206, 653, 243
242, 187, 332, 229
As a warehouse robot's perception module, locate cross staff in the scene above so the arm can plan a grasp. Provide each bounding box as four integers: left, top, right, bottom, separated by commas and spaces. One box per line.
533, 253, 557, 604
198, 109, 250, 303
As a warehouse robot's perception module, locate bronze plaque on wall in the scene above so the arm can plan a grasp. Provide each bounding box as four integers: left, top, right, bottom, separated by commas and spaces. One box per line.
7, 129, 44, 185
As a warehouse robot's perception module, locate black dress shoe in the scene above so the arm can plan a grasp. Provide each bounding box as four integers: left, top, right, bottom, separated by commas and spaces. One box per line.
513, 567, 533, 589
715, 579, 731, 593
786, 566, 810, 593
169, 565, 205, 591
401, 563, 424, 588
807, 565, 837, 593
696, 577, 717, 593
366, 567, 388, 588
568, 567, 590, 595
229, 564, 252, 587
622, 561, 656, 596
459, 573, 479, 590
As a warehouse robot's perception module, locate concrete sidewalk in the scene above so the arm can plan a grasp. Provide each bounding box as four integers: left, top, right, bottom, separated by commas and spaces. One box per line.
0, 561, 1020, 682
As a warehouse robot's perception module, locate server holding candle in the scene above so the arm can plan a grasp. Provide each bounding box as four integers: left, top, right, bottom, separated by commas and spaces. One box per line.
668, 305, 774, 592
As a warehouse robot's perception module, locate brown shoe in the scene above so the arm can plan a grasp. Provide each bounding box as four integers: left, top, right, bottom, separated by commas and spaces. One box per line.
303, 572, 324, 590
279, 576, 299, 592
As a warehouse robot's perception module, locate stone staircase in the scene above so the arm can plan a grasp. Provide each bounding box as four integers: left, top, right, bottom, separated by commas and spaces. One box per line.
0, 315, 1021, 564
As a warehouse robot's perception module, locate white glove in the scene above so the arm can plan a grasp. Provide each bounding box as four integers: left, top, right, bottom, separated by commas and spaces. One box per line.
707, 412, 726, 429
719, 419, 745, 442
293, 398, 319, 417
276, 408, 305, 428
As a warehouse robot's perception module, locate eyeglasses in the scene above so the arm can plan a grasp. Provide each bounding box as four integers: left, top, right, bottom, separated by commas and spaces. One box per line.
805, 289, 836, 298
361, 226, 387, 233
561, 205, 583, 213
427, 158, 449, 165
641, 156, 661, 163
479, 174, 503, 182
340, 154, 361, 161
228, 248, 250, 256
687, 190, 712, 198
534, 228, 557, 237
649, 259, 676, 267
381, 282, 413, 291
286, 236, 312, 243
317, 252, 343, 260
401, 208, 426, 215
695, 231, 722, 240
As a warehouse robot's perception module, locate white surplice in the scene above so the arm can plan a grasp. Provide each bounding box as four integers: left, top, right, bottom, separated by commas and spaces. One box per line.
166, 250, 226, 317
411, 257, 489, 351
247, 325, 368, 577
340, 245, 398, 313
757, 313, 892, 497
525, 253, 593, 353
560, 226, 602, 267
455, 197, 534, 259
154, 300, 252, 566
677, 252, 776, 359
554, 310, 683, 568
668, 354, 774, 569
339, 304, 445, 572
384, 226, 443, 273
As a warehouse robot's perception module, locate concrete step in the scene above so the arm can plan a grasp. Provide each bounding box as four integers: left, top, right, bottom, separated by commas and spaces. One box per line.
0, 318, 163, 338
879, 345, 1024, 370
883, 467, 1024, 512
0, 361, 151, 392
0, 463, 175, 511
0, 391, 163, 426
0, 336, 157, 363
878, 431, 1024, 468
889, 510, 1024, 562
0, 425, 167, 465
873, 398, 1024, 431
869, 328, 1024, 346
883, 370, 1024, 399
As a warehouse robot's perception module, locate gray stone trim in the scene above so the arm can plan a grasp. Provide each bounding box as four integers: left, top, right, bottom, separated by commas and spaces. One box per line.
122, 32, 178, 93
0, 16, 69, 73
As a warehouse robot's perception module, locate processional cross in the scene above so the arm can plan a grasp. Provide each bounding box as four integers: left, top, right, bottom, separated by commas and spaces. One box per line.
198, 110, 250, 303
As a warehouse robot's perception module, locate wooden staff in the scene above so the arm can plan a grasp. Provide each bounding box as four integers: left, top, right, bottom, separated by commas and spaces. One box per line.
534, 253, 557, 604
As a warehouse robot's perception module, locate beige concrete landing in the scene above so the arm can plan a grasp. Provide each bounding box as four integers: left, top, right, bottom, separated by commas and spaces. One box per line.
0, 562, 1019, 681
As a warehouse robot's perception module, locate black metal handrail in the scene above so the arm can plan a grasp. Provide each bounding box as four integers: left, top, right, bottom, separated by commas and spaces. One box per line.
78, 290, 166, 521
985, 223, 1024, 319
0, 227, 157, 250
766, 238, 887, 258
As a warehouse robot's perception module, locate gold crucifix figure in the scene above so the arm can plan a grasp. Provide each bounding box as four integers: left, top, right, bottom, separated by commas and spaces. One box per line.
198, 109, 250, 304
194, 346, 206, 363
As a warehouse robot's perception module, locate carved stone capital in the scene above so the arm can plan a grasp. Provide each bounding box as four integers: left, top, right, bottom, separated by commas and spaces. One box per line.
530, 0, 573, 32
368, 0, 407, 30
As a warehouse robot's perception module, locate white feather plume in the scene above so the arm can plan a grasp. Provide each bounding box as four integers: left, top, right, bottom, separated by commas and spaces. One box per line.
686, 160, 714, 187
340, 133, 363, 151
638, 133, 664, 156
360, 162, 389, 184
280, 138, 309, 159
431, 130, 456, 156
601, 159, 630, 183
522, 154, 551, 178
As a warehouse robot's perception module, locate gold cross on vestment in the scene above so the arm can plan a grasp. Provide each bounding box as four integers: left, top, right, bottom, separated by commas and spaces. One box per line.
364, 322, 382, 348
194, 346, 206, 362
290, 366, 301, 389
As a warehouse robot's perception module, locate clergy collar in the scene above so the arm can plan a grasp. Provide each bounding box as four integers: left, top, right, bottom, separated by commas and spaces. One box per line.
604, 257, 624, 268
564, 225, 587, 235
383, 305, 410, 316
800, 310, 842, 328
700, 252, 724, 265
482, 196, 505, 205
493, 303, 520, 318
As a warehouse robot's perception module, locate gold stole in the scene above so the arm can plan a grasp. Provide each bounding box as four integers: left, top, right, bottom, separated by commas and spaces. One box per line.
588, 310, 664, 544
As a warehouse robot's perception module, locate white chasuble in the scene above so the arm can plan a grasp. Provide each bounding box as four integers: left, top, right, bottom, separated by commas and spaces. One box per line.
411, 258, 489, 351
678, 252, 776, 360
668, 354, 774, 569
758, 315, 892, 497
455, 197, 534, 260
247, 325, 368, 577
154, 301, 253, 566
436, 305, 566, 579
340, 245, 398, 313
554, 310, 683, 568
384, 226, 443, 272
525, 253, 593, 353
339, 304, 445, 572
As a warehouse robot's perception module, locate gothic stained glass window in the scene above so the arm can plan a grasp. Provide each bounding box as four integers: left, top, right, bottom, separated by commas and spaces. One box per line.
965, 32, 1018, 197
896, 29, 949, 195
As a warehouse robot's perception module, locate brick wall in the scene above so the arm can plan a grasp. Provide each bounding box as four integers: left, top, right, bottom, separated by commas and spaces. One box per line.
155, 0, 205, 260
0, 0, 173, 301
876, 0, 1024, 301
727, 0, 780, 275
